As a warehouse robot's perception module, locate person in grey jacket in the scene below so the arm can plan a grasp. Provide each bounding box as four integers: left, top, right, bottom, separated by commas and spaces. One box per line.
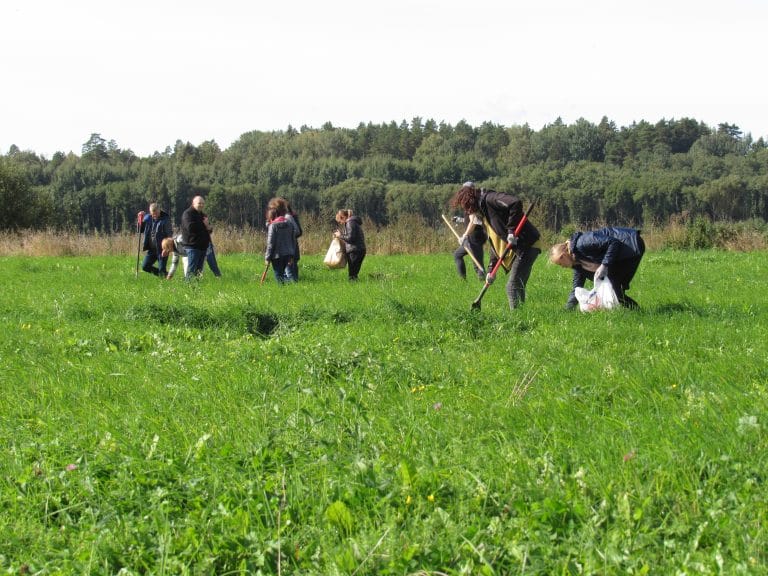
549, 227, 645, 309
334, 209, 366, 281
264, 206, 296, 284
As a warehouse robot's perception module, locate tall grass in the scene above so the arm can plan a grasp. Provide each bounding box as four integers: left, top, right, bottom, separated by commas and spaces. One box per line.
1, 216, 766, 257
1, 249, 766, 574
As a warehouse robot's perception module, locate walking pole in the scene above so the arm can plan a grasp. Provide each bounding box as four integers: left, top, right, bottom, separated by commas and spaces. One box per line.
471, 200, 537, 311
135, 214, 143, 278
441, 214, 485, 273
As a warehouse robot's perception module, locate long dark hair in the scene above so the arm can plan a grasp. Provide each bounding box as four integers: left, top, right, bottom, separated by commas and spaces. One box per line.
450, 185, 480, 214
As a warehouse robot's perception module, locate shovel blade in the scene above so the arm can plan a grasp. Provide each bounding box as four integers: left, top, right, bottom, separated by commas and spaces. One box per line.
471, 283, 490, 310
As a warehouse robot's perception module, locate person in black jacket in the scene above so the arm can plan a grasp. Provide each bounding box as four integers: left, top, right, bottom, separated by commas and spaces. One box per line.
549, 227, 645, 309
451, 182, 542, 309
334, 209, 366, 281
180, 196, 211, 279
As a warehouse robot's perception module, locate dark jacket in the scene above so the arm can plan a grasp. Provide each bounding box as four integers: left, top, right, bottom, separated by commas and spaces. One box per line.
181, 207, 211, 250
570, 227, 643, 267
141, 210, 173, 253
567, 227, 644, 307
478, 189, 540, 248
338, 216, 366, 253
265, 217, 296, 260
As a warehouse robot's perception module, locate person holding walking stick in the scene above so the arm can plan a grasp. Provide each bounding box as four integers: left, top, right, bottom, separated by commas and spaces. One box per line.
137, 203, 173, 277
450, 182, 542, 310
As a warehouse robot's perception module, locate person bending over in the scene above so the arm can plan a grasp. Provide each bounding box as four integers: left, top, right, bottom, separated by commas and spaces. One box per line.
549, 226, 645, 309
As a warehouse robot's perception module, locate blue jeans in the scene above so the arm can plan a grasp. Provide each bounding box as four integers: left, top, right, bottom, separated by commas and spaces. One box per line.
271, 256, 295, 284
142, 251, 167, 276
185, 247, 207, 279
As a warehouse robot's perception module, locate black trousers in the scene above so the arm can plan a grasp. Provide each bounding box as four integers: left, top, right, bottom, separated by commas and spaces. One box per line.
347, 250, 365, 280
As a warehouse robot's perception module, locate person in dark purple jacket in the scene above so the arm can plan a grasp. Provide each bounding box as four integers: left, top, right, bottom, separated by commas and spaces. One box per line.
549, 227, 645, 309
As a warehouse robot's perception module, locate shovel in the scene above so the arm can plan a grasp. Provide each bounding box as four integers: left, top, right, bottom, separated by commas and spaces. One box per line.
260, 261, 271, 285
471, 200, 537, 311
441, 213, 485, 274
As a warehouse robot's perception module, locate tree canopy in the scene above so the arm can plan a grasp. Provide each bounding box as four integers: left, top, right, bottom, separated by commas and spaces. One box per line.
2, 117, 767, 232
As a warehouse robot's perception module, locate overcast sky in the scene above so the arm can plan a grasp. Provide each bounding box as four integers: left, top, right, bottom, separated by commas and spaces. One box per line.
2, 0, 766, 158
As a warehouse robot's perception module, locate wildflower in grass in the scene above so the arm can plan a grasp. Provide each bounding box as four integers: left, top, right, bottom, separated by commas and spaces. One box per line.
405, 495, 412, 505
623, 450, 636, 463
427, 494, 435, 502
433, 402, 442, 411
737, 415, 759, 434
66, 463, 78, 471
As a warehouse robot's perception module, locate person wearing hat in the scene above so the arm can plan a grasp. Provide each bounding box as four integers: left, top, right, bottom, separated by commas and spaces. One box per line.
450, 181, 542, 309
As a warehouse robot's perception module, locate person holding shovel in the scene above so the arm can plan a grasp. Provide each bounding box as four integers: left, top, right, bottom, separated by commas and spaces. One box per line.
549, 227, 645, 309
450, 182, 542, 310
453, 212, 486, 281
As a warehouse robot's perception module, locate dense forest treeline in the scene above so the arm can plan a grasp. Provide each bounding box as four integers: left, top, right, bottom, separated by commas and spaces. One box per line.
1, 116, 767, 233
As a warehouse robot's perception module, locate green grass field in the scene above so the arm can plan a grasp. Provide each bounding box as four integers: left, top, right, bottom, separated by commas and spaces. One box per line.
1, 250, 766, 575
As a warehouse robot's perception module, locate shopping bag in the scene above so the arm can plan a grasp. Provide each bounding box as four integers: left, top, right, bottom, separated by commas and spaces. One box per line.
575, 276, 619, 312
323, 237, 347, 269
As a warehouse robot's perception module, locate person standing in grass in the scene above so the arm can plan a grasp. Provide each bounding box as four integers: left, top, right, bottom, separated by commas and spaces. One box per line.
549, 227, 645, 309
181, 195, 211, 279
137, 202, 173, 277
334, 209, 366, 281
453, 212, 486, 281
450, 181, 542, 309
264, 206, 296, 284
268, 197, 302, 281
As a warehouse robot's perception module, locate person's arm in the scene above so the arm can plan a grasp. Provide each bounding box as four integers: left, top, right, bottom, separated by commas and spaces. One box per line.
566, 267, 587, 310
265, 224, 275, 261
337, 222, 353, 244
288, 213, 302, 238
498, 194, 523, 236
166, 252, 179, 279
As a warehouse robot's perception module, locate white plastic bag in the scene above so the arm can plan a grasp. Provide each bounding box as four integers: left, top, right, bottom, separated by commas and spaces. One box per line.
323, 237, 347, 269
575, 276, 620, 312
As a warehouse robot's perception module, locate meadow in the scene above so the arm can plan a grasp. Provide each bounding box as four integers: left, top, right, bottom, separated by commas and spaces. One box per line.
1, 248, 766, 575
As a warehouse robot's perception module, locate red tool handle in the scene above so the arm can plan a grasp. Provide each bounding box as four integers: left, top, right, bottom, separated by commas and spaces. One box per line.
487, 199, 537, 276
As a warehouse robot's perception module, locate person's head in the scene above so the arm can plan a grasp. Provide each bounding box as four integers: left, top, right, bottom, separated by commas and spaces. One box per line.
335, 209, 352, 224
192, 196, 205, 211
549, 242, 576, 268
267, 197, 288, 217
450, 181, 480, 214
160, 237, 175, 258
149, 203, 160, 219
266, 207, 278, 223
